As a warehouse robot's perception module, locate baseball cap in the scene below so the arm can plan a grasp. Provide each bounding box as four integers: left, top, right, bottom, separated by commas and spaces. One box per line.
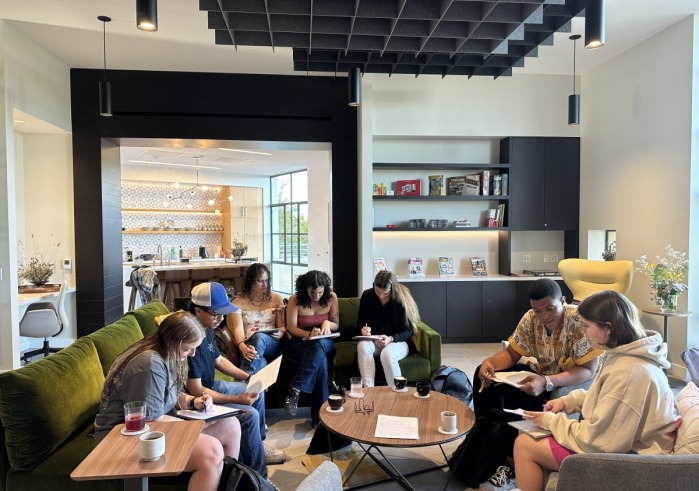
191, 282, 239, 315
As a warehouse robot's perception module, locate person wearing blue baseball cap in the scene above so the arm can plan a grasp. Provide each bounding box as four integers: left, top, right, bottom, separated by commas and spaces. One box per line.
186, 282, 288, 475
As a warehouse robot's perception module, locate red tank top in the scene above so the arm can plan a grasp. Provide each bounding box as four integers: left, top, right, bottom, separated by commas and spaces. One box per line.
297, 312, 330, 331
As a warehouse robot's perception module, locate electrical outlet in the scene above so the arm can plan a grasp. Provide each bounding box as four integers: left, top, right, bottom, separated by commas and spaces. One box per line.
523, 254, 531, 263
543, 255, 549, 263
551, 254, 559, 263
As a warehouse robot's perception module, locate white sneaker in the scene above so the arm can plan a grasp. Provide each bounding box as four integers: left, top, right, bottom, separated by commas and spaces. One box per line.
263, 442, 288, 465
479, 465, 516, 491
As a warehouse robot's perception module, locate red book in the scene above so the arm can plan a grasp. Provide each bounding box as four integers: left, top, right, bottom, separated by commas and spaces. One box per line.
395, 179, 421, 196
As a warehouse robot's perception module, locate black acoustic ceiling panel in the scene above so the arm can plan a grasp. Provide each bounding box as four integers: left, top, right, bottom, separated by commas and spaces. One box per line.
200, 0, 586, 77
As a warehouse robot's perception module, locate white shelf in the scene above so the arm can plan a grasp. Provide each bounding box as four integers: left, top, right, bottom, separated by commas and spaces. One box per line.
123, 231, 223, 234
122, 208, 220, 214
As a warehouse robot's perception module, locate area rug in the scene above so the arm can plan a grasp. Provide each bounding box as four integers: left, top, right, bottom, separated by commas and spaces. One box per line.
301, 447, 388, 488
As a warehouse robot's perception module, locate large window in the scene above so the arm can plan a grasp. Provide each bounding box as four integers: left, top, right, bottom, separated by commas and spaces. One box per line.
270, 171, 308, 294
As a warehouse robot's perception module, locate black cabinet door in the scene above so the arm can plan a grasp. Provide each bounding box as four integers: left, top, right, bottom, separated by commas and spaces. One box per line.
482, 281, 517, 340
403, 281, 447, 337
544, 139, 580, 230
507, 138, 546, 230
446, 282, 482, 339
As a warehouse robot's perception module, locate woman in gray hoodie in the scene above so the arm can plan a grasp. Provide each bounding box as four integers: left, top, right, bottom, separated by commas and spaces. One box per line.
513, 290, 679, 491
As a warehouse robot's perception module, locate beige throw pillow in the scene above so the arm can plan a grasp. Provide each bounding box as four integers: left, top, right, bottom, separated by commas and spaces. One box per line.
673, 381, 699, 454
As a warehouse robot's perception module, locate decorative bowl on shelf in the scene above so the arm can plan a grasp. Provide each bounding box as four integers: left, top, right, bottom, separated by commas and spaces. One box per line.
184, 227, 195, 231
140, 226, 152, 231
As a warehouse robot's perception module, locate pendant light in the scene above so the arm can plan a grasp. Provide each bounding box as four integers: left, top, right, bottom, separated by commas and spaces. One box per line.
348, 67, 361, 107
137, 0, 158, 32
585, 0, 605, 49
568, 34, 580, 126
98, 16, 112, 117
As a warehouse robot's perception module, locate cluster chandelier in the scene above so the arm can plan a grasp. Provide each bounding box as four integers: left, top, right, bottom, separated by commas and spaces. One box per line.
163, 157, 233, 212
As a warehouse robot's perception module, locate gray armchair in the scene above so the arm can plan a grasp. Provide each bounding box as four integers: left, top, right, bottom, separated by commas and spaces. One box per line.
296, 461, 342, 491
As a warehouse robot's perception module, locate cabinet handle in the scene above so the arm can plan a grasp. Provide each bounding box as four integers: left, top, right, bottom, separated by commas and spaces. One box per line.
243, 206, 248, 217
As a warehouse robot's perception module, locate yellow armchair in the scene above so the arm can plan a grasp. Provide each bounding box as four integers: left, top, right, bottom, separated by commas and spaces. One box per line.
558, 258, 633, 303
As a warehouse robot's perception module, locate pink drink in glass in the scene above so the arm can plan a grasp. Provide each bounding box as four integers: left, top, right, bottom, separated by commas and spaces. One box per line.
125, 412, 146, 432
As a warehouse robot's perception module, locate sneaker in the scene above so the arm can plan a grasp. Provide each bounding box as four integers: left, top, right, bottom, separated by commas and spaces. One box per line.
284, 388, 300, 416
479, 465, 516, 491
263, 442, 288, 465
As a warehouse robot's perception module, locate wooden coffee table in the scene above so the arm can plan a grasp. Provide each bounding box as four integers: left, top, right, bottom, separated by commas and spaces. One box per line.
319, 386, 475, 491
71, 420, 204, 491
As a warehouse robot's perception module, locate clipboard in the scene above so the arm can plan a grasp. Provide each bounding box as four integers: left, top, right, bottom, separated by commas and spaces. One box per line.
246, 355, 283, 394
176, 404, 242, 422
302, 332, 340, 342
352, 335, 384, 340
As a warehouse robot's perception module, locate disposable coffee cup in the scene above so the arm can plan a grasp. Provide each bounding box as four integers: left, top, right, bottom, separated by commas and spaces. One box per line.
139, 431, 165, 461
328, 394, 344, 410
441, 411, 457, 432
394, 376, 407, 390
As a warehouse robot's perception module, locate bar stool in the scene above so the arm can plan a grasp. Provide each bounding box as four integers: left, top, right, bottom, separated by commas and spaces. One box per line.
127, 267, 161, 311
190, 268, 216, 291
215, 266, 244, 297
161, 269, 190, 310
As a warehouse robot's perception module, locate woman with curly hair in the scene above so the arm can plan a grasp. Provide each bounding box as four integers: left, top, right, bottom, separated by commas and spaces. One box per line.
95, 312, 241, 491
357, 270, 420, 388
228, 263, 286, 375
283, 270, 339, 427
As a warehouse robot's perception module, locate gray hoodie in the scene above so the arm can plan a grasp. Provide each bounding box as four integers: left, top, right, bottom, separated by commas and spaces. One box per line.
542, 330, 678, 455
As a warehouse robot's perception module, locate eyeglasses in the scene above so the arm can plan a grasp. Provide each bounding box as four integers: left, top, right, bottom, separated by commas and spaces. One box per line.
201, 308, 223, 318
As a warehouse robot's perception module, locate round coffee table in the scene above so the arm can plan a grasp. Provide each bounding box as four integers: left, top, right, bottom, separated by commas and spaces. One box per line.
319, 386, 475, 490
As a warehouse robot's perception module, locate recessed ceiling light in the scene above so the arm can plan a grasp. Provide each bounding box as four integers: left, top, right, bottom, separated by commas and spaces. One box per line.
14, 119, 25, 124
217, 148, 272, 156
127, 160, 221, 170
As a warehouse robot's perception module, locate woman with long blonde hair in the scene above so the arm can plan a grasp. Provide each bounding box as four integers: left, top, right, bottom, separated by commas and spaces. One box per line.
357, 270, 420, 388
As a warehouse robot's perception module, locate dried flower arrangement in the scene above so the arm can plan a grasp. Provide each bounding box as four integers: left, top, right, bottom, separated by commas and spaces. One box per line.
18, 234, 61, 287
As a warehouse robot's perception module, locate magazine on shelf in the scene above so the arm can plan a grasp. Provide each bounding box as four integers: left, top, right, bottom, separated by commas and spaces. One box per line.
408, 257, 425, 278
428, 175, 444, 196
463, 174, 480, 195
438, 257, 455, 277
470, 257, 488, 276
446, 176, 467, 196
395, 179, 421, 196
373, 257, 388, 273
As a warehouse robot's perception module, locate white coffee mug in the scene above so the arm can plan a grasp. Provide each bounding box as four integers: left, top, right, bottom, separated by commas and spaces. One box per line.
441, 411, 457, 432
139, 431, 165, 461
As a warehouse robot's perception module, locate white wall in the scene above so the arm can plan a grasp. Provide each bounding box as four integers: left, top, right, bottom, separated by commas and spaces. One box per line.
581, 15, 698, 376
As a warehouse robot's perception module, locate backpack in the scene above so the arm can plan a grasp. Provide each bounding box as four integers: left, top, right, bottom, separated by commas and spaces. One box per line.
218, 457, 279, 491
430, 365, 474, 410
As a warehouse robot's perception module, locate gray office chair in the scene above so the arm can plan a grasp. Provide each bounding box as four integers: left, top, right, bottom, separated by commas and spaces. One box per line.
20, 281, 69, 363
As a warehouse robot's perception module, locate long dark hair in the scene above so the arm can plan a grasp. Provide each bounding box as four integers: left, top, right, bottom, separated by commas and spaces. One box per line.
295, 270, 332, 308
240, 263, 272, 301
373, 270, 420, 334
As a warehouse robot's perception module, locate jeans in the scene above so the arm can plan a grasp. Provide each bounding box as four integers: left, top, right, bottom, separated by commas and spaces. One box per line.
357, 340, 408, 387
213, 380, 268, 477
240, 332, 284, 375
285, 336, 336, 426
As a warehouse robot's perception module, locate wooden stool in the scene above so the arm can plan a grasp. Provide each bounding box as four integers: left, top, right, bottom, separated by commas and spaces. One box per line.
161, 269, 190, 310
190, 268, 216, 291
215, 267, 244, 296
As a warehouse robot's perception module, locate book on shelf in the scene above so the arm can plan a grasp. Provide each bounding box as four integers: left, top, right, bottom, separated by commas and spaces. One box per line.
501, 173, 509, 195
496, 203, 506, 226
485, 208, 498, 227
446, 176, 467, 196
464, 174, 480, 195
372, 183, 387, 196
453, 219, 472, 228
438, 257, 455, 277
492, 175, 502, 195
408, 257, 425, 278
471, 257, 488, 276
480, 170, 490, 196
522, 269, 559, 277
373, 257, 387, 273
395, 179, 421, 196
428, 175, 444, 196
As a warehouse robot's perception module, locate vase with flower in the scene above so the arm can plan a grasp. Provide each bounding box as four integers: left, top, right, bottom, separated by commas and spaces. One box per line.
18, 235, 61, 288
230, 239, 248, 263
636, 245, 689, 312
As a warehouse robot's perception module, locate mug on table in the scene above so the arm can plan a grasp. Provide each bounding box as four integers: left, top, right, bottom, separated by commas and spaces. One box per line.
139, 431, 165, 461
440, 411, 457, 432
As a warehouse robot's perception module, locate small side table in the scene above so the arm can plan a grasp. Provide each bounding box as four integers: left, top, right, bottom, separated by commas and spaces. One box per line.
641, 307, 692, 344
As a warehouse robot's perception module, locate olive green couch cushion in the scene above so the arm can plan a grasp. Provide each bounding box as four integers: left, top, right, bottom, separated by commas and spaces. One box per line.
125, 299, 169, 336
0, 337, 104, 471
87, 315, 144, 376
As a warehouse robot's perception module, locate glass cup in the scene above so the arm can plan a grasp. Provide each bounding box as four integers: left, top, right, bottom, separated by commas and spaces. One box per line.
350, 377, 364, 397
440, 410, 457, 432
124, 401, 147, 432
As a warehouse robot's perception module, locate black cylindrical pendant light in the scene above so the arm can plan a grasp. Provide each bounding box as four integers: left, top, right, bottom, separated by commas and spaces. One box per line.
348, 67, 361, 107
585, 0, 605, 49
568, 34, 580, 125
137, 0, 158, 32
98, 15, 112, 117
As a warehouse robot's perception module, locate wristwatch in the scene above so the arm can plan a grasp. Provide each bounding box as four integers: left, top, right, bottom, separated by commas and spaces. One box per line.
544, 375, 554, 392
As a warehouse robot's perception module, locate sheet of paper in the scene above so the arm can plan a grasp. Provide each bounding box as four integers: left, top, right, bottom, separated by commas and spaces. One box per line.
176, 404, 241, 422
246, 355, 283, 393
374, 414, 419, 440
302, 332, 340, 342
503, 408, 526, 417
507, 419, 552, 439
492, 370, 533, 387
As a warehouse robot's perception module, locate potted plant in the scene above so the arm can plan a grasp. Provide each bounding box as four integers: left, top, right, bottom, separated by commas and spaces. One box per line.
230, 240, 248, 263
636, 245, 689, 312
18, 235, 60, 287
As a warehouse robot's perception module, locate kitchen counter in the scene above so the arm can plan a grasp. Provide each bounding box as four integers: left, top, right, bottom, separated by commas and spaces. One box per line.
123, 258, 257, 271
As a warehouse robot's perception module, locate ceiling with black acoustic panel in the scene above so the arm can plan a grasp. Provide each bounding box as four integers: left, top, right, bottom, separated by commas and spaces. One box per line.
201, 0, 586, 78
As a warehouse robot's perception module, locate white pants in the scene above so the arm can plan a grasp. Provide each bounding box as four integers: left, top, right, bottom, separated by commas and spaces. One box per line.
357, 340, 409, 388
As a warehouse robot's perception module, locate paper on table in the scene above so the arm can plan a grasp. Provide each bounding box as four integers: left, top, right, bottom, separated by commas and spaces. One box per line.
374, 414, 419, 440
507, 419, 551, 439
503, 408, 526, 417
177, 404, 241, 422
302, 332, 340, 342
246, 355, 283, 394
492, 371, 532, 387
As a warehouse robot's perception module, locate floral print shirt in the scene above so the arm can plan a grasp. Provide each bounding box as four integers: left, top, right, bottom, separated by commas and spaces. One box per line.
241, 308, 277, 339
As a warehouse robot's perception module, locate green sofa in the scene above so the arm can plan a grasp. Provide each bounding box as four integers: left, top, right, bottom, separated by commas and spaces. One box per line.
0, 300, 179, 491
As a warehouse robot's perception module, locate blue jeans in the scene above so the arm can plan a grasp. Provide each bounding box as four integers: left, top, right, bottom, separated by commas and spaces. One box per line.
285, 337, 336, 426
213, 380, 267, 477
240, 332, 284, 375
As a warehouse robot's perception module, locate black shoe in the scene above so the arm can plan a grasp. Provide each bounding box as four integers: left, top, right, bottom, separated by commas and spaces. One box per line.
284, 388, 300, 416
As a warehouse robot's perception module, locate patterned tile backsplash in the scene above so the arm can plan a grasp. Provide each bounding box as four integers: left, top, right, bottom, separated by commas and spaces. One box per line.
122, 181, 226, 259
